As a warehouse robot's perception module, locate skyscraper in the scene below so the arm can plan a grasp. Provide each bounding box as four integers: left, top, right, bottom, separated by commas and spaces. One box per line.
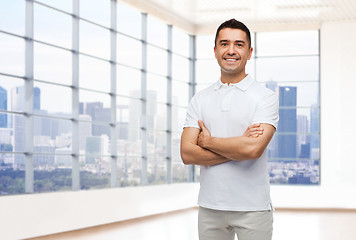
0, 86, 7, 128
11, 86, 41, 111
12, 86, 42, 166
265, 80, 278, 159
80, 102, 110, 138
278, 86, 297, 159
310, 104, 319, 150
33, 87, 41, 110
265, 79, 277, 93
297, 115, 309, 158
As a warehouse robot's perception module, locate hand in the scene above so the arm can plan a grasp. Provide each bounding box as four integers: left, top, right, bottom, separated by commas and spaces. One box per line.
242, 123, 264, 138
197, 120, 211, 149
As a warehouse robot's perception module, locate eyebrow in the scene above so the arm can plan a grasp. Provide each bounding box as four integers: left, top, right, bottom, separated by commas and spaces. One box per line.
219, 40, 246, 44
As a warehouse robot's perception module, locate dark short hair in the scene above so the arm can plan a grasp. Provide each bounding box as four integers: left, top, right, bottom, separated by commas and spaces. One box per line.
214, 19, 251, 48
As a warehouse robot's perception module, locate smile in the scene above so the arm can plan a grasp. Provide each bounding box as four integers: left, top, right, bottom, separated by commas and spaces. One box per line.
224, 58, 238, 62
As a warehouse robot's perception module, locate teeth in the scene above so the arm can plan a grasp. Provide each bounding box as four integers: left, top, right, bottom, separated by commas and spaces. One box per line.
225, 58, 237, 61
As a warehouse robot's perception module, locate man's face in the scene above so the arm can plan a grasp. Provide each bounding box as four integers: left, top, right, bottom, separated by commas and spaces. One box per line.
214, 28, 253, 76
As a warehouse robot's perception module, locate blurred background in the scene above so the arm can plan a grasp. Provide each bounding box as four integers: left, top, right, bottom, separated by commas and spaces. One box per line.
0, 0, 355, 239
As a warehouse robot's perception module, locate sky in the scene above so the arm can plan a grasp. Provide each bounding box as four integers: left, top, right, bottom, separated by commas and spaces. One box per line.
0, 0, 319, 122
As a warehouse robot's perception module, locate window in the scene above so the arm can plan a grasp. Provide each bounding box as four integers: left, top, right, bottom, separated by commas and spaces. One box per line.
256, 31, 320, 185
0, 0, 194, 196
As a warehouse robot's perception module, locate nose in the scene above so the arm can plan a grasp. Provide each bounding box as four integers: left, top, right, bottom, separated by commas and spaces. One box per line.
227, 44, 236, 55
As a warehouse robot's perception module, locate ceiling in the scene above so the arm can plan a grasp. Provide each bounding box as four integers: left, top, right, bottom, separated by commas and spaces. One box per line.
120, 0, 356, 34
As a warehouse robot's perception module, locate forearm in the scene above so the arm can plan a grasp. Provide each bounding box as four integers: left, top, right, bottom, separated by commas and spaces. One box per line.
181, 143, 230, 166
204, 136, 260, 161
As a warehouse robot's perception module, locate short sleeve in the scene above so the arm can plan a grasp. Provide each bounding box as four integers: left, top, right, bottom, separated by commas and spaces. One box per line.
183, 93, 200, 129
252, 92, 279, 129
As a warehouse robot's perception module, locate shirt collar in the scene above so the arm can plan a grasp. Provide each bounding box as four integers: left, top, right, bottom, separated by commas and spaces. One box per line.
214, 74, 255, 92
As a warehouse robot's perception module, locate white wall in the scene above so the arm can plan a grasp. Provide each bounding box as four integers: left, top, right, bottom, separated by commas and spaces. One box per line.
0, 183, 200, 239
1, 20, 356, 240
271, 20, 356, 208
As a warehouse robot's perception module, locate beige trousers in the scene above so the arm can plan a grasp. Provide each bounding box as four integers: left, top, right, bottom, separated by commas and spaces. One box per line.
198, 206, 273, 240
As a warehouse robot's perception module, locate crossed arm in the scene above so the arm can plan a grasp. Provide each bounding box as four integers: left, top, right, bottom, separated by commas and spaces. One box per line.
180, 121, 276, 166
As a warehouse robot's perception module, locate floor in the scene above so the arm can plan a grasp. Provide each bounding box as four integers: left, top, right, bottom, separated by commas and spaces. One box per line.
29, 208, 356, 240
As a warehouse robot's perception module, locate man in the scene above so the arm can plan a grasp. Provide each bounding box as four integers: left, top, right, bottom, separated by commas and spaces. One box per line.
180, 19, 279, 240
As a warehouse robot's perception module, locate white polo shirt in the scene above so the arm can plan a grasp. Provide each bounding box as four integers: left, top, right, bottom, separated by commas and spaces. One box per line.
184, 75, 279, 211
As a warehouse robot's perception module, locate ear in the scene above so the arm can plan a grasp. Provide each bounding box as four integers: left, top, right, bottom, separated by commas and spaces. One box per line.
214, 46, 217, 59
247, 47, 253, 60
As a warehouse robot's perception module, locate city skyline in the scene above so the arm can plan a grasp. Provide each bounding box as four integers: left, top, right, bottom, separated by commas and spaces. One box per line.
0, 78, 320, 188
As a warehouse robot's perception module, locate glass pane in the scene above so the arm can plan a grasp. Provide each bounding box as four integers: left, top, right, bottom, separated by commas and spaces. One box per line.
0, 0, 25, 35
156, 104, 167, 131
0, 113, 26, 155
147, 74, 166, 103
147, 131, 166, 157
196, 34, 215, 59
80, 20, 110, 59
147, 45, 167, 76
172, 105, 187, 133
0, 128, 12, 152
195, 83, 210, 93
172, 132, 188, 182
117, 2, 141, 39
83, 131, 110, 155
196, 59, 220, 85
34, 81, 72, 117
36, 0, 72, 13
278, 107, 320, 136
0, 76, 25, 113
117, 125, 141, 157
117, 34, 142, 69
34, 4, 72, 49
172, 132, 181, 157
92, 122, 111, 139
117, 122, 128, 140
12, 114, 26, 154
146, 92, 158, 130
80, 156, 111, 190
117, 96, 141, 130
256, 31, 319, 57
116, 65, 141, 97
172, 27, 189, 57
146, 99, 164, 131
172, 54, 189, 82
0, 33, 25, 76
78, 118, 92, 152
117, 104, 129, 124
147, 16, 167, 48
147, 157, 166, 185
117, 156, 141, 187
147, 131, 167, 184
79, 90, 111, 122
246, 58, 255, 80
172, 80, 189, 107
268, 133, 320, 160
33, 116, 72, 153
297, 107, 320, 133
256, 56, 319, 82
267, 82, 320, 107
79, 55, 110, 92
0, 154, 25, 195
80, 0, 110, 27
172, 162, 189, 183
34, 42, 71, 85
34, 156, 72, 193
268, 159, 319, 185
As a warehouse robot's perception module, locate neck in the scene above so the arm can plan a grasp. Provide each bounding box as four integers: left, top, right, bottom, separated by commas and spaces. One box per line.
221, 71, 247, 85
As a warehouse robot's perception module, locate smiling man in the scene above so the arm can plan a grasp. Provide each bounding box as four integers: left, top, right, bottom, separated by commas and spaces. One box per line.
181, 19, 279, 240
